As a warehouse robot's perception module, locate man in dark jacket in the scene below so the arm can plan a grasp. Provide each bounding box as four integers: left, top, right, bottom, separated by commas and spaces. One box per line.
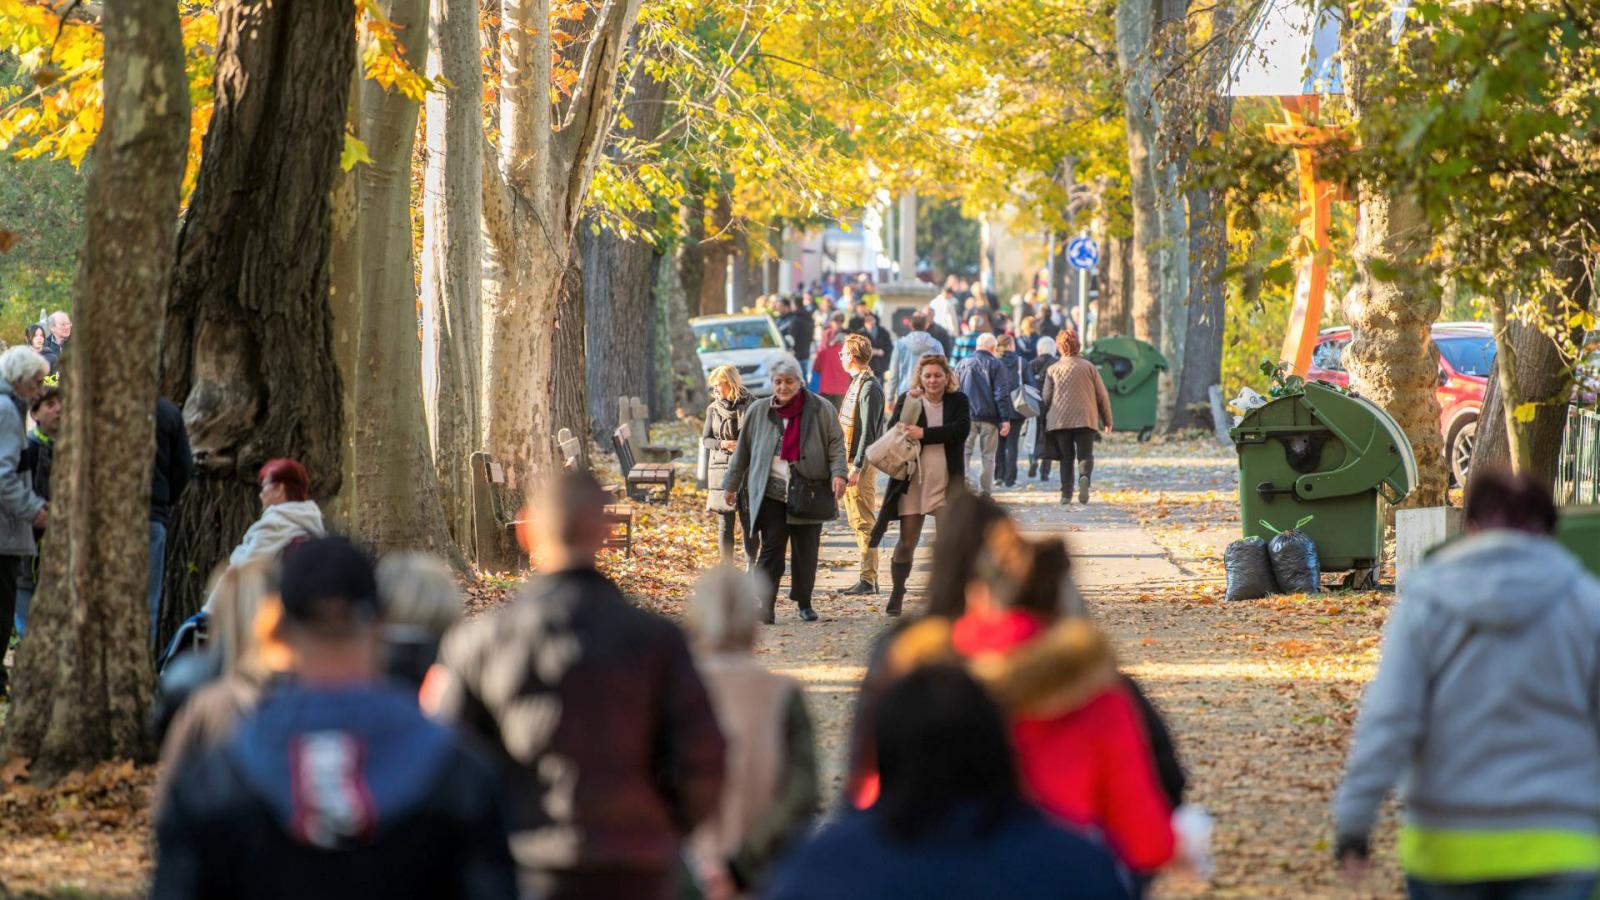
955, 334, 1014, 497
435, 472, 726, 900
925, 317, 954, 357
13, 383, 60, 636
839, 335, 885, 596
149, 396, 193, 647
861, 312, 894, 379
152, 537, 518, 900
775, 299, 814, 378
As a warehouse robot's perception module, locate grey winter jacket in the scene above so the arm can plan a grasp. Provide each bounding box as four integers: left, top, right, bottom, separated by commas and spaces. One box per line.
722, 391, 846, 525
886, 331, 944, 399
0, 380, 43, 557
1335, 530, 1600, 840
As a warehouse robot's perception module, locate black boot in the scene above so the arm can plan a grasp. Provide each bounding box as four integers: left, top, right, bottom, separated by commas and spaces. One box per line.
1078, 474, 1091, 505
761, 593, 776, 625
886, 561, 913, 617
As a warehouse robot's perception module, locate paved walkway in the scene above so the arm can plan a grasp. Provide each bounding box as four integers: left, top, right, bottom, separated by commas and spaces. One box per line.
754, 436, 1400, 898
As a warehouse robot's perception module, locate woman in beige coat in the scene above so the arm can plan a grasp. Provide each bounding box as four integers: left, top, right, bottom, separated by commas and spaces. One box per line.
1038, 331, 1113, 505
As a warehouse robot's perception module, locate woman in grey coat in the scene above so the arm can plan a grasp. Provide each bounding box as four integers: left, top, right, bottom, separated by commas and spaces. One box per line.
723, 357, 847, 624
0, 346, 50, 698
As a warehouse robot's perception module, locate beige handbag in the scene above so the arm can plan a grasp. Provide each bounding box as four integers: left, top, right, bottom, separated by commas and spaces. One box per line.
866, 396, 923, 481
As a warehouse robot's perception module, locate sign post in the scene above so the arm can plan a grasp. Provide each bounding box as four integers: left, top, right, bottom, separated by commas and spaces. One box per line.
1067, 235, 1099, 343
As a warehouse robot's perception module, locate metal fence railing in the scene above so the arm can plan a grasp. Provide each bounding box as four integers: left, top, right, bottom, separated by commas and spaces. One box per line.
1556, 406, 1600, 507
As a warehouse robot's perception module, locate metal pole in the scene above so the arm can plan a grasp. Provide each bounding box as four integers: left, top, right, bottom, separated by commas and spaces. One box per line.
1077, 230, 1090, 342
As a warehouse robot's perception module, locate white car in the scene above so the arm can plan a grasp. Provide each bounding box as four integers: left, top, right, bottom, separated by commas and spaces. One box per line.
690, 313, 795, 398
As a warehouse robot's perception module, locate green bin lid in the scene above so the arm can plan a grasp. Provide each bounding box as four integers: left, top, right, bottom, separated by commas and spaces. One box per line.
1086, 336, 1168, 370
1234, 382, 1417, 503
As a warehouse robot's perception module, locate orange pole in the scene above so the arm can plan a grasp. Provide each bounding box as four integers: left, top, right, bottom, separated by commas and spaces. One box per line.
1266, 96, 1340, 378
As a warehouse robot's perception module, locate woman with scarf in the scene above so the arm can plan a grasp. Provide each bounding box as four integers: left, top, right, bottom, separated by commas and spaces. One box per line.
723, 358, 847, 624
703, 365, 755, 561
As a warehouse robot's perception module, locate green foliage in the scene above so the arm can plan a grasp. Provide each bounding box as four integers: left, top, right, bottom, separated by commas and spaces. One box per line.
0, 60, 79, 334
916, 197, 979, 280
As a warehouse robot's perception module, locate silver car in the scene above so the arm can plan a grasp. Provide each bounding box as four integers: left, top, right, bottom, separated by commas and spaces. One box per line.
690, 313, 796, 398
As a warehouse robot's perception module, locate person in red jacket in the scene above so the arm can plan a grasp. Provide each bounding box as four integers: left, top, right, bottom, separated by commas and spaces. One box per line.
812, 314, 852, 408
867, 521, 1176, 887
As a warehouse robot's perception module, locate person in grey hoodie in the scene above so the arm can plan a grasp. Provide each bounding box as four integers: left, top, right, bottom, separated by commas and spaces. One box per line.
885, 311, 944, 404
0, 347, 49, 698
1334, 470, 1600, 900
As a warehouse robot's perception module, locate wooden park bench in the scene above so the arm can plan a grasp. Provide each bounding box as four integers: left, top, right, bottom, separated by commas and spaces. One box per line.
558, 427, 633, 557
618, 395, 682, 463
470, 451, 525, 572
613, 423, 676, 503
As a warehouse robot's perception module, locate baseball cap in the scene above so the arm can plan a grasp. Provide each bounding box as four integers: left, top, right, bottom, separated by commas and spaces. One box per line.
278, 536, 380, 626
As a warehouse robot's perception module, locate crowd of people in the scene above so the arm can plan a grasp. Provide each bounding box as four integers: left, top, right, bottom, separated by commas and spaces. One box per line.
145, 466, 1211, 899
706, 283, 1114, 624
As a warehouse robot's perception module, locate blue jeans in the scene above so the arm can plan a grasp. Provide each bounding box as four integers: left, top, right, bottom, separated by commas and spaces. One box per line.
148, 520, 167, 648
1408, 874, 1600, 900
14, 584, 31, 636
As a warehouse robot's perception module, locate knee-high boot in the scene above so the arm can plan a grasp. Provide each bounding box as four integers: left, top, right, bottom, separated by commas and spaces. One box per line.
886, 560, 913, 617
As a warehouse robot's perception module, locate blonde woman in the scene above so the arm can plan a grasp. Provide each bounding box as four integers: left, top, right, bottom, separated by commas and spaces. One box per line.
376, 552, 463, 689
704, 364, 754, 560
869, 355, 972, 617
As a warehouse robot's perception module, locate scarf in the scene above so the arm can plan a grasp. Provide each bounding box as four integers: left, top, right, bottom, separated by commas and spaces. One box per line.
772, 391, 806, 462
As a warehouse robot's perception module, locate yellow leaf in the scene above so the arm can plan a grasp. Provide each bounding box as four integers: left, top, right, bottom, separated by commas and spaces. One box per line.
1512, 402, 1538, 424
340, 133, 372, 171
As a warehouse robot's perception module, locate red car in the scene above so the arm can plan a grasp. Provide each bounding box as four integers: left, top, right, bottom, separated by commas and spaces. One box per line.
1307, 322, 1496, 484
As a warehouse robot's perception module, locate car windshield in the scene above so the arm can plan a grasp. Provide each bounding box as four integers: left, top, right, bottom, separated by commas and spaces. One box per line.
693, 319, 778, 352
1437, 335, 1496, 377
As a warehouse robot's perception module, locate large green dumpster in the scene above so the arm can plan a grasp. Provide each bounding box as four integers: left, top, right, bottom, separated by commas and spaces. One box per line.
1229, 382, 1416, 584
1086, 336, 1168, 441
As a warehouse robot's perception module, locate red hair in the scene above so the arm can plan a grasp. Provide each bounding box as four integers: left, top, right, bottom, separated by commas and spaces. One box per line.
259, 458, 310, 502
1059, 330, 1081, 357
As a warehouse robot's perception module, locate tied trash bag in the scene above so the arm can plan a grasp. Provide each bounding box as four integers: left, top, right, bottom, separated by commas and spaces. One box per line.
1264, 516, 1321, 595
1224, 537, 1276, 601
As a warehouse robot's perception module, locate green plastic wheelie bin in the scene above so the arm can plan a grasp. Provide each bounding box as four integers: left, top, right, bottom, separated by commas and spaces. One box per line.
1086, 336, 1168, 442
1229, 381, 1417, 588
1556, 506, 1600, 576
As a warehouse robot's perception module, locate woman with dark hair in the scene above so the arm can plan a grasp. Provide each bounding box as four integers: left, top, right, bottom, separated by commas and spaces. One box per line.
766, 665, 1130, 900
869, 355, 971, 617
1027, 336, 1059, 482
25, 324, 56, 374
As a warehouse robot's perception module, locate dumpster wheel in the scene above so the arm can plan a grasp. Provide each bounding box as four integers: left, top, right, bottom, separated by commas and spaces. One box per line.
1137, 426, 1153, 443
1341, 568, 1378, 591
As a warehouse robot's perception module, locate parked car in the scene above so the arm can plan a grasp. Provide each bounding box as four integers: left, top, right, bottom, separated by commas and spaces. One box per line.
690, 313, 794, 398
1308, 321, 1496, 485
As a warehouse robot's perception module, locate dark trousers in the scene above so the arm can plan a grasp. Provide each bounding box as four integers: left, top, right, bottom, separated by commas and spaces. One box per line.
527, 868, 671, 900
998, 420, 1023, 485
717, 506, 750, 560
1049, 428, 1097, 497
0, 554, 21, 692
753, 497, 821, 611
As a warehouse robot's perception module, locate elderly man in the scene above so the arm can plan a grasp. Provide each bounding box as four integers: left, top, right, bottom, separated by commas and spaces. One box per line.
44, 312, 70, 358
954, 333, 1014, 497
0, 347, 49, 697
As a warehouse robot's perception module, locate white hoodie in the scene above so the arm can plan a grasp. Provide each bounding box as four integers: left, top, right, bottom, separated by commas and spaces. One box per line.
227, 500, 326, 568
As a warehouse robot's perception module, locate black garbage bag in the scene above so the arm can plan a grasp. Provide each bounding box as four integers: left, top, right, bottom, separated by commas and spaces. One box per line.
1225, 537, 1277, 601
1268, 529, 1322, 595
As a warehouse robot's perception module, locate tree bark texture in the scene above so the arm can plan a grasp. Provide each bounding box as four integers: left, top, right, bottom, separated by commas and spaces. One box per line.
1100, 235, 1134, 337
347, 0, 459, 557
4, 0, 190, 769
1117, 0, 1163, 348
552, 250, 588, 455
1174, 181, 1227, 430
659, 252, 707, 418
158, 0, 355, 636
421, 0, 484, 548
583, 60, 669, 434
1343, 13, 1446, 508
696, 190, 735, 317
1473, 255, 1594, 484
480, 0, 644, 492
325, 67, 364, 531
1050, 229, 1069, 313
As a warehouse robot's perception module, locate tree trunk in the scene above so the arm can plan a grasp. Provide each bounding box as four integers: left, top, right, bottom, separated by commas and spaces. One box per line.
552, 249, 588, 454
3, 0, 190, 770
158, 0, 355, 637
1100, 235, 1133, 336
697, 190, 735, 317
583, 60, 669, 434
1174, 181, 1227, 430
346, 0, 458, 556
676, 187, 708, 316
1473, 254, 1593, 484
1050, 228, 1069, 313
421, 0, 484, 549
658, 252, 706, 418
1117, 0, 1163, 348
480, 0, 644, 492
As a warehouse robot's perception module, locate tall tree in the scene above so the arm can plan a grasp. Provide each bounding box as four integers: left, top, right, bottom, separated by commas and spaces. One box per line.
420, 0, 485, 549
1117, 0, 1164, 348
479, 0, 644, 490
3, 0, 190, 768
346, 0, 458, 555
158, 0, 355, 632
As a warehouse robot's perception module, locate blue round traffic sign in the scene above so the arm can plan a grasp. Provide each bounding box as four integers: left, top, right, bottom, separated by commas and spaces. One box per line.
1067, 236, 1100, 270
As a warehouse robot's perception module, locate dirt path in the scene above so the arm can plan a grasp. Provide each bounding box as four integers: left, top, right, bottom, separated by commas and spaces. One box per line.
758, 433, 1404, 898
